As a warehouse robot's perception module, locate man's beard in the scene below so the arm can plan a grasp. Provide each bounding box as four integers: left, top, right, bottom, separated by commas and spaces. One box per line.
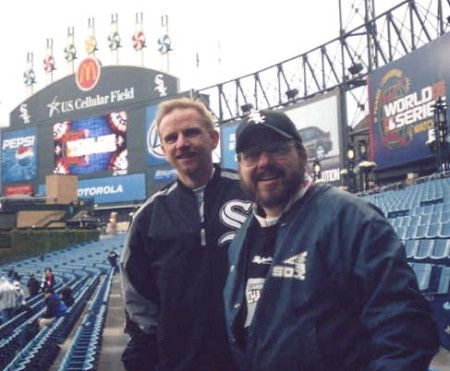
240, 165, 304, 211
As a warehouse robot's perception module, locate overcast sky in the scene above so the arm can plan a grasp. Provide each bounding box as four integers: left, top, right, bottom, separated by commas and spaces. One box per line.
0, 0, 397, 126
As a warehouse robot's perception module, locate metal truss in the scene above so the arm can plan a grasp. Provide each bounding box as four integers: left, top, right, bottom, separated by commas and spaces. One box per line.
198, 0, 450, 127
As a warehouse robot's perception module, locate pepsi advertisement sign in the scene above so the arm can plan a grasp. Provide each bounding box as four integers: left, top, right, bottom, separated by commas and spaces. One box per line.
1, 127, 37, 183
368, 32, 450, 170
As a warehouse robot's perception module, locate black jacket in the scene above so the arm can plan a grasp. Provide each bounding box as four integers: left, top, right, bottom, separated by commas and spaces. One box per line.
121, 166, 251, 371
26, 276, 40, 296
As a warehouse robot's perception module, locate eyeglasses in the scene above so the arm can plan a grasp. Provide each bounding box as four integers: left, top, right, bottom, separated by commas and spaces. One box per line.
238, 141, 295, 166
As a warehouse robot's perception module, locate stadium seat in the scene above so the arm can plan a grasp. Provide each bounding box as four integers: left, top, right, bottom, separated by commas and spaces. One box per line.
425, 223, 441, 239
430, 212, 444, 225
430, 239, 450, 261
399, 216, 411, 227
414, 225, 428, 239
405, 225, 418, 240
418, 213, 432, 226
404, 240, 419, 259
438, 222, 450, 238
395, 225, 407, 240
414, 240, 434, 260
437, 266, 450, 294
440, 211, 450, 224
410, 263, 433, 291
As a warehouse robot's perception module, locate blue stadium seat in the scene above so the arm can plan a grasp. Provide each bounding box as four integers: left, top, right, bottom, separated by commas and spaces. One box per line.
438, 222, 450, 238
428, 264, 446, 293
440, 211, 450, 224
430, 212, 443, 225
414, 240, 434, 260
410, 263, 433, 291
430, 239, 450, 261
418, 213, 432, 226
395, 226, 407, 240
404, 240, 419, 259
437, 266, 450, 294
389, 218, 402, 229
425, 223, 441, 239
400, 216, 411, 227
405, 225, 418, 240
413, 225, 427, 239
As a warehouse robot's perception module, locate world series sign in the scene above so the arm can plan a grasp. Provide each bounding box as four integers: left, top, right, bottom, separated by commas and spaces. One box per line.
368, 32, 450, 170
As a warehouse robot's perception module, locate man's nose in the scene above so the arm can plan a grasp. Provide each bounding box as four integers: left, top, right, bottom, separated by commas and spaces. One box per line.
175, 134, 189, 148
256, 151, 273, 166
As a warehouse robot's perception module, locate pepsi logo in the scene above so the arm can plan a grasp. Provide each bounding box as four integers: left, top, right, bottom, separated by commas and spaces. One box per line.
16, 146, 34, 167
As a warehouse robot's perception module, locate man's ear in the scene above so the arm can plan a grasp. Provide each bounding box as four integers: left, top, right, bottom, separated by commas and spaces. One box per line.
211, 130, 220, 149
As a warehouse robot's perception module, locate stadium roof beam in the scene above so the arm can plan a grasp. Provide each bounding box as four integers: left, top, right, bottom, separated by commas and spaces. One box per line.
199, 0, 449, 126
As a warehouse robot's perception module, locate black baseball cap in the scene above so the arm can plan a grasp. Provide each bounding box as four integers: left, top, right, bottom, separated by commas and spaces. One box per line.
235, 109, 302, 152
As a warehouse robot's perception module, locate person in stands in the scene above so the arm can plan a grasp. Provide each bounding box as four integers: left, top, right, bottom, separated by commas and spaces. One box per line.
37, 287, 67, 329
0, 277, 21, 324
40, 267, 55, 292
60, 284, 74, 307
107, 250, 120, 273
26, 273, 40, 297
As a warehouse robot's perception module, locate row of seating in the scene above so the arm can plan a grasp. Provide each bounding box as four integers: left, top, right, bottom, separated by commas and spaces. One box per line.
364, 176, 450, 212
410, 262, 450, 294
58, 270, 115, 370
390, 211, 450, 228
405, 239, 450, 262
0, 274, 100, 370
0, 234, 125, 370
361, 175, 450, 354
395, 222, 450, 240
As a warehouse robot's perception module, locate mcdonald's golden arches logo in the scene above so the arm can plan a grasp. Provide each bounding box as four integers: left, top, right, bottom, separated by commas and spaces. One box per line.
76, 57, 101, 91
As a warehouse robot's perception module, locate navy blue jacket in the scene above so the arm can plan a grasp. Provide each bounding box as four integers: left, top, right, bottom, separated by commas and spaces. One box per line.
224, 184, 440, 371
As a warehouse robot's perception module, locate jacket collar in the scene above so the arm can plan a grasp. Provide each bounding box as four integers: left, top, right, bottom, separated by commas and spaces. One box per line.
176, 164, 221, 192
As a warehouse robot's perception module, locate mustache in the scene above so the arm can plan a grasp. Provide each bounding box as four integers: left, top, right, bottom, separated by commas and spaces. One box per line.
254, 166, 284, 181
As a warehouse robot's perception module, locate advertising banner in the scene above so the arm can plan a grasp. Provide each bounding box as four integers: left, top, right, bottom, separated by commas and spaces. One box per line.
1, 127, 38, 183
38, 173, 146, 204
368, 32, 450, 170
10, 66, 179, 126
3, 184, 34, 195
220, 92, 342, 183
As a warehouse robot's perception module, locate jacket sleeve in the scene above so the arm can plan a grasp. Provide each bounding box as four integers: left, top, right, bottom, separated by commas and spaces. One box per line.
120, 207, 159, 370
350, 206, 440, 370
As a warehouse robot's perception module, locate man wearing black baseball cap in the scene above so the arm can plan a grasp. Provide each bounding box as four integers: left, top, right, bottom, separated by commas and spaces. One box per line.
224, 109, 439, 370
235, 109, 302, 153
234, 109, 308, 216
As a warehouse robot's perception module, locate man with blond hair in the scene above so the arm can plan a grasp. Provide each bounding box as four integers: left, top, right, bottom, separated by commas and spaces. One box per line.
121, 98, 251, 371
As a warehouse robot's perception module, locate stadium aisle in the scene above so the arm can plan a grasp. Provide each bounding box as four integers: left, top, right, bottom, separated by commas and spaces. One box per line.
97, 272, 128, 371
49, 271, 128, 371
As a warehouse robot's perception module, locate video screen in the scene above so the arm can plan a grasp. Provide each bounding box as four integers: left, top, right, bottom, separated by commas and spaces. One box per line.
53, 111, 128, 176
